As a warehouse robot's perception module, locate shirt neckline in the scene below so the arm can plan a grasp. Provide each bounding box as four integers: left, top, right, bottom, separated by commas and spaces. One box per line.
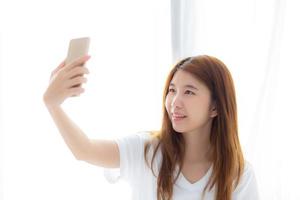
174, 164, 213, 191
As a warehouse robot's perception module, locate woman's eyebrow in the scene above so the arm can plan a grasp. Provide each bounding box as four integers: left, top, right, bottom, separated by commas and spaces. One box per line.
169, 83, 199, 90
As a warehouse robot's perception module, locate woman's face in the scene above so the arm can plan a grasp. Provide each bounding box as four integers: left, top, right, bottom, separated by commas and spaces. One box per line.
165, 70, 217, 134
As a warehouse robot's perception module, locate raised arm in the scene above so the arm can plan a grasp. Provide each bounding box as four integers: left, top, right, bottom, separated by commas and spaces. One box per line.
43, 56, 119, 168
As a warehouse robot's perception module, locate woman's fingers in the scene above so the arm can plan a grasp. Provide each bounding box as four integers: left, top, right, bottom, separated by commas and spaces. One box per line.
64, 55, 91, 72
65, 76, 87, 88
44, 55, 91, 107
67, 87, 85, 97
66, 66, 90, 79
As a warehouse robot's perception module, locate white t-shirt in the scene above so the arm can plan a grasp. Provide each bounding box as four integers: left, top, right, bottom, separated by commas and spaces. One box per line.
103, 132, 259, 200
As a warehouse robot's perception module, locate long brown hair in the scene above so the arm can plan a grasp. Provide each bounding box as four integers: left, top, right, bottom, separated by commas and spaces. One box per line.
144, 55, 244, 200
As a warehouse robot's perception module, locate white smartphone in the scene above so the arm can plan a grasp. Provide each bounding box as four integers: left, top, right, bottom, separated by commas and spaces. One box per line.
65, 37, 90, 66
65, 37, 90, 88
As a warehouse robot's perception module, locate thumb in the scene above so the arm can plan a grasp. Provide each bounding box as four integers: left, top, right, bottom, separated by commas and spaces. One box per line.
51, 59, 66, 76
58, 60, 66, 68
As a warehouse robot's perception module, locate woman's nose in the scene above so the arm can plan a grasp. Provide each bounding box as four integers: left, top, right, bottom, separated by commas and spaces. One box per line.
171, 94, 183, 108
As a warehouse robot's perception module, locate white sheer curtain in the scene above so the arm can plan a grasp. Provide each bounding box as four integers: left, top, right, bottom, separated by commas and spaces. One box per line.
170, 0, 300, 199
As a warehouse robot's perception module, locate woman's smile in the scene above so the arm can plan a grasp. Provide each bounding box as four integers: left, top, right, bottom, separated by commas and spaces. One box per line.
172, 114, 187, 122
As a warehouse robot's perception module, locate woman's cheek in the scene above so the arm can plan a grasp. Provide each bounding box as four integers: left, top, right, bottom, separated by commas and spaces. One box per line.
165, 95, 170, 112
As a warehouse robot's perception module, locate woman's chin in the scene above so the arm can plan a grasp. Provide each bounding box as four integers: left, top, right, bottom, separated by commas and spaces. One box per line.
172, 125, 187, 133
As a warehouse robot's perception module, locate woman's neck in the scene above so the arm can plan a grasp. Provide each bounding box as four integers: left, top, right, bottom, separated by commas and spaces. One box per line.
182, 123, 213, 165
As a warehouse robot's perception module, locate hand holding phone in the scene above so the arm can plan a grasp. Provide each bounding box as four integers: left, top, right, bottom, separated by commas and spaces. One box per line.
43, 38, 91, 107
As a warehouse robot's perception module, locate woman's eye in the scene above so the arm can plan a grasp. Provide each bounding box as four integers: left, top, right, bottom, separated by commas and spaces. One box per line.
168, 88, 175, 93
185, 90, 195, 95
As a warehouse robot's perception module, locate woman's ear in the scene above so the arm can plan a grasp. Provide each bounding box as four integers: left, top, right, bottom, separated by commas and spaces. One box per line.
210, 101, 218, 118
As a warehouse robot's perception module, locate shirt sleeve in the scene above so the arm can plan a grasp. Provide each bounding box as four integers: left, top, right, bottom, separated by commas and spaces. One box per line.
103, 132, 150, 184
233, 161, 260, 200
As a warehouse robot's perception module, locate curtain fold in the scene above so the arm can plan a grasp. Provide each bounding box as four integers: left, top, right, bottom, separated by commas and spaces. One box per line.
170, 0, 197, 64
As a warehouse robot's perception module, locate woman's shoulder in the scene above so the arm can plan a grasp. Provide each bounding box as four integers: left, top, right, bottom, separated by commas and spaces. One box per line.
115, 131, 160, 150
137, 130, 160, 145
136, 131, 153, 139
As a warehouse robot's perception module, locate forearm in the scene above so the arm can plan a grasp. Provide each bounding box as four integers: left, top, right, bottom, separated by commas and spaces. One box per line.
45, 105, 90, 160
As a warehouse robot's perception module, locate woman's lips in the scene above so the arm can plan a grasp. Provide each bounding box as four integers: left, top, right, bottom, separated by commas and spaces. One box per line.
172, 114, 187, 122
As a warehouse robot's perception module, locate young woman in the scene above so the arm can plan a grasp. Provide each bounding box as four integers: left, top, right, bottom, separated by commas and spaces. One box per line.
43, 54, 259, 200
